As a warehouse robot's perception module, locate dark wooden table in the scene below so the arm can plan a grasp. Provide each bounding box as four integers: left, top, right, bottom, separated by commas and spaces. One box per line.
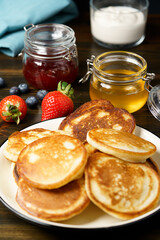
0, 12, 160, 240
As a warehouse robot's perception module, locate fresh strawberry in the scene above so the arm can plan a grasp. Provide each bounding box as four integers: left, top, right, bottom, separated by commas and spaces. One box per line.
41, 81, 74, 121
0, 95, 27, 124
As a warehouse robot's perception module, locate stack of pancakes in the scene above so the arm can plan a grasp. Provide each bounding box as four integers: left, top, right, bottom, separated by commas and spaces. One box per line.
85, 128, 159, 219
3, 99, 160, 221
4, 129, 90, 221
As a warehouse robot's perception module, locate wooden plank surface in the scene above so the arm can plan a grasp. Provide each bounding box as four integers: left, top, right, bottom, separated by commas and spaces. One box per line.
0, 12, 160, 240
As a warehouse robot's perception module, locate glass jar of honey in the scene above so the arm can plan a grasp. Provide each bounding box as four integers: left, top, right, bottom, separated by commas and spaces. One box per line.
80, 51, 155, 113
22, 23, 78, 90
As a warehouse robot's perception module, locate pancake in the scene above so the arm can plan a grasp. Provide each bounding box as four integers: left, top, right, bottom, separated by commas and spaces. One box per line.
83, 142, 97, 156
87, 128, 156, 162
16, 134, 88, 189
66, 99, 114, 116
3, 128, 65, 163
59, 100, 114, 136
59, 100, 135, 142
85, 152, 160, 220
145, 158, 160, 175
16, 177, 90, 221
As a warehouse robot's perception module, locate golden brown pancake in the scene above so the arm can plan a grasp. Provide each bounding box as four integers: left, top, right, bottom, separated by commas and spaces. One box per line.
17, 134, 88, 189
70, 99, 114, 115
3, 128, 65, 163
145, 158, 160, 175
87, 128, 156, 162
16, 177, 90, 221
85, 152, 160, 220
59, 100, 135, 142
59, 100, 114, 134
83, 142, 97, 156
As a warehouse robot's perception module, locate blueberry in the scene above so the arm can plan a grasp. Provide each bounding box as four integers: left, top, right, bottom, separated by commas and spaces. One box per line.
26, 96, 39, 109
9, 86, 20, 95
0, 77, 6, 88
18, 83, 29, 94
36, 90, 48, 101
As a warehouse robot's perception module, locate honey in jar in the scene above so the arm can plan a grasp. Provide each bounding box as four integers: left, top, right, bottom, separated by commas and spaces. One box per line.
88, 51, 151, 113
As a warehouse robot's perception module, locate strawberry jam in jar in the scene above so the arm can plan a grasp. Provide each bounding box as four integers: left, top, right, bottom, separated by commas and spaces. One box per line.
22, 24, 78, 90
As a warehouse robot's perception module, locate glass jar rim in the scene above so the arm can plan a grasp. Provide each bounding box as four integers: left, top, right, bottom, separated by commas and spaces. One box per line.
24, 23, 76, 58
93, 51, 147, 83
89, 0, 149, 13
25, 23, 75, 48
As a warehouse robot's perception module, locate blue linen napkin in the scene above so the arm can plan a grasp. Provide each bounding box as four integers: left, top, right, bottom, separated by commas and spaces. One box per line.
0, 0, 78, 57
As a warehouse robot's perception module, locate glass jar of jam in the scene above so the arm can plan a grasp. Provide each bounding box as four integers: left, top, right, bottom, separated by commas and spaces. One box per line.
80, 51, 155, 113
22, 23, 78, 90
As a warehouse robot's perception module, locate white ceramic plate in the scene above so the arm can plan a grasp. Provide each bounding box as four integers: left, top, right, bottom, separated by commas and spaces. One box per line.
0, 118, 160, 229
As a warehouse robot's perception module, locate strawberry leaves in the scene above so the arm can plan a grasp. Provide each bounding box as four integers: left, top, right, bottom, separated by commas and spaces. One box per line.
0, 95, 27, 124
2, 102, 22, 124
57, 81, 74, 99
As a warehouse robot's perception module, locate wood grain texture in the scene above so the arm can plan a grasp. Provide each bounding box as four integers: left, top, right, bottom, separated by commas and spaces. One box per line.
0, 12, 160, 240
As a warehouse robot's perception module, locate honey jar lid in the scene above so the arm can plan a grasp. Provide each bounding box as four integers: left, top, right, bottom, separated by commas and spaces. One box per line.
147, 84, 160, 121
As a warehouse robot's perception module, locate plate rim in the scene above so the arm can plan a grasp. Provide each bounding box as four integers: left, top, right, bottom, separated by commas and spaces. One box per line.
0, 118, 160, 230
1, 194, 160, 230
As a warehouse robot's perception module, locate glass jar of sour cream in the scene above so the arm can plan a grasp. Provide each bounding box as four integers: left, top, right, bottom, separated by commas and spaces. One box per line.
80, 51, 155, 113
90, 0, 149, 48
22, 24, 78, 90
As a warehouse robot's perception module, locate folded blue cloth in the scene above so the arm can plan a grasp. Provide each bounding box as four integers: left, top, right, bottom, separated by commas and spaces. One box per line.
0, 0, 78, 57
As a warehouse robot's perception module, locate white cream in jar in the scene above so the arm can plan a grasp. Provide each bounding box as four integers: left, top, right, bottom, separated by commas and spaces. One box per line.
90, 6, 147, 45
